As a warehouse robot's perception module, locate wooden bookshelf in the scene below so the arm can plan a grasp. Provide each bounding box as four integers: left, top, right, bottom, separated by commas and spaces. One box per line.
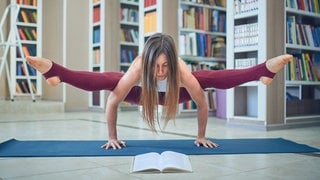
9, 0, 42, 100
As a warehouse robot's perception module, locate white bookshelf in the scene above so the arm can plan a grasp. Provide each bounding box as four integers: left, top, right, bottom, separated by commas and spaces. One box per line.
9, 0, 42, 100
284, 0, 320, 123
89, 0, 105, 108
119, 0, 139, 111
226, 0, 286, 129
138, 0, 178, 54
178, 0, 227, 114
120, 0, 139, 73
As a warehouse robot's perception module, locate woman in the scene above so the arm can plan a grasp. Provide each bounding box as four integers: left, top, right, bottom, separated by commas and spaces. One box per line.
27, 33, 292, 150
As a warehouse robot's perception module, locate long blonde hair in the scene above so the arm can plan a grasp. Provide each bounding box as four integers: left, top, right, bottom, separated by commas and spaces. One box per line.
140, 33, 180, 131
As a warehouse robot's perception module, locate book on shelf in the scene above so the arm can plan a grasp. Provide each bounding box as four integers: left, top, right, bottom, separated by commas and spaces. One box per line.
120, 7, 139, 23
180, 6, 226, 33
92, 91, 100, 106
120, 28, 139, 43
179, 33, 226, 58
18, 27, 37, 41
286, 0, 320, 13
234, 22, 259, 48
131, 151, 192, 173
144, 0, 157, 7
16, 0, 38, 6
121, 49, 137, 63
287, 52, 320, 81
143, 11, 157, 33
19, 10, 37, 24
183, 0, 226, 7
92, 48, 101, 64
93, 27, 101, 43
93, 6, 100, 23
286, 15, 320, 47
235, 57, 256, 69
234, 0, 258, 14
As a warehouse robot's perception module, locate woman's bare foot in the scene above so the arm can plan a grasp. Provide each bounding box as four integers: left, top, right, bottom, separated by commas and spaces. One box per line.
260, 54, 293, 85
26, 56, 61, 86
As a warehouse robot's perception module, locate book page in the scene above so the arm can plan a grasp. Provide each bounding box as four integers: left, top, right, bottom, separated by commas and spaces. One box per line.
131, 152, 161, 173
160, 151, 192, 173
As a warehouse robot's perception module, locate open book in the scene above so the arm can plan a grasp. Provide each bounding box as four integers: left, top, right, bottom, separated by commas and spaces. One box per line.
131, 151, 192, 173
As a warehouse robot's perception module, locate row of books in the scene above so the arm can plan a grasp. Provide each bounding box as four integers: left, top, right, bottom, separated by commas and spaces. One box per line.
183, 0, 226, 7
93, 27, 101, 44
179, 33, 226, 58
286, 0, 320, 13
234, 0, 258, 15
92, 48, 101, 65
234, 22, 259, 48
235, 57, 257, 69
16, 80, 37, 94
120, 7, 139, 23
287, 16, 320, 47
120, 28, 139, 44
18, 9, 37, 24
183, 90, 216, 110
18, 27, 37, 41
16, 62, 37, 76
16, 0, 37, 6
287, 53, 320, 81
15, 45, 37, 58
120, 49, 138, 63
143, 11, 157, 33
144, 0, 157, 7
186, 61, 225, 71
181, 7, 226, 33
92, 91, 101, 106
93, 6, 100, 23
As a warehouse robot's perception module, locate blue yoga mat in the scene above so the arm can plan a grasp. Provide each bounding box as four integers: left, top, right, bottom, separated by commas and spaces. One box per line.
0, 138, 319, 157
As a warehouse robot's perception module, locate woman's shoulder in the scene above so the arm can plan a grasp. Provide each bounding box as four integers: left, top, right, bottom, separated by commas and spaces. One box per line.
125, 56, 142, 79
131, 56, 142, 67
178, 58, 190, 74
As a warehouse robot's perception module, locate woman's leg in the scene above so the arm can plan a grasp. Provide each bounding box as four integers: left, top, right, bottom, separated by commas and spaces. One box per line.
193, 54, 292, 89
27, 56, 123, 91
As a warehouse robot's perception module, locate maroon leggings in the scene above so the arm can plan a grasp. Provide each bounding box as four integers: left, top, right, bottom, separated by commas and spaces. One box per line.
43, 62, 275, 105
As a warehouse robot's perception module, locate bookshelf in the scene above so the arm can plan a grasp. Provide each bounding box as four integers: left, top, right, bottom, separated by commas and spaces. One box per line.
120, 0, 139, 73
139, 0, 179, 54
89, 0, 105, 108
9, 0, 42, 100
178, 0, 227, 114
88, 0, 120, 110
119, 0, 140, 111
284, 0, 320, 123
226, 0, 286, 129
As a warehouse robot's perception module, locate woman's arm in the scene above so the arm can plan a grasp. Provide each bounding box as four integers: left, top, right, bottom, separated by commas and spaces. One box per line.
179, 59, 218, 148
101, 56, 142, 149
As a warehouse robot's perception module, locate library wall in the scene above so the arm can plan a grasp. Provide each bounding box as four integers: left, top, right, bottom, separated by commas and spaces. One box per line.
0, 0, 9, 99
42, 0, 64, 102
64, 0, 89, 111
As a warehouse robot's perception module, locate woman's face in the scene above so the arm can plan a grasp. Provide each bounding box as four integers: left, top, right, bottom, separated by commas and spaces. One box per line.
155, 54, 168, 80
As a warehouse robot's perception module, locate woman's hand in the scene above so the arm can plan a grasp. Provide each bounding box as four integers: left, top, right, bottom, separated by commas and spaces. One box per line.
194, 137, 219, 148
101, 139, 126, 150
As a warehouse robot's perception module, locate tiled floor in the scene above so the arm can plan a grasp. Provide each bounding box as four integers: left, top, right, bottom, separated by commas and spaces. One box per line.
0, 110, 320, 180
